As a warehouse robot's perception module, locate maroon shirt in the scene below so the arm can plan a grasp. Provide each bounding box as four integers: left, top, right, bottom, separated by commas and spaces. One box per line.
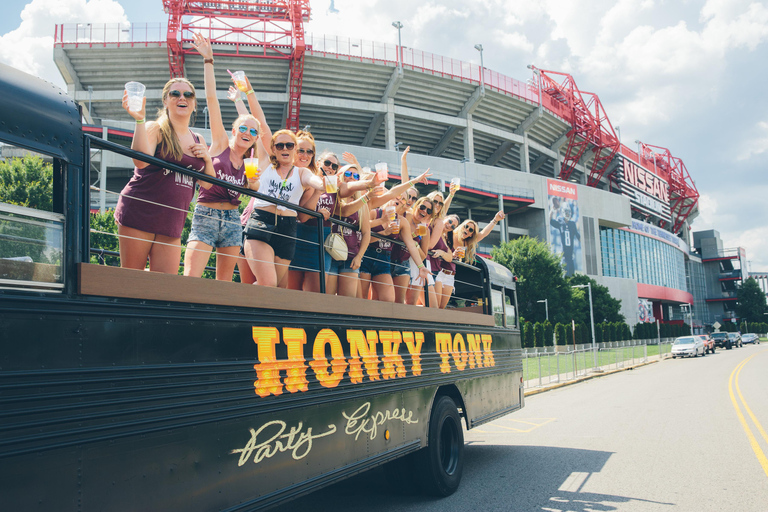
197, 146, 246, 205
306, 192, 338, 228
370, 209, 395, 252
333, 211, 362, 258
429, 235, 456, 273
115, 136, 206, 238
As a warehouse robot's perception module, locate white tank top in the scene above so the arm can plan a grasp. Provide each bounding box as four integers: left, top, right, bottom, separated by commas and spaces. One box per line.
250, 164, 306, 213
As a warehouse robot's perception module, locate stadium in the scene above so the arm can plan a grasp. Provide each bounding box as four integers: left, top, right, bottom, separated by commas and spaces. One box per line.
47, 0, 721, 328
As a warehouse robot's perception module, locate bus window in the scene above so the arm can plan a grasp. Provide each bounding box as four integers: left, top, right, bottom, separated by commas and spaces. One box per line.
505, 293, 516, 328
492, 288, 505, 327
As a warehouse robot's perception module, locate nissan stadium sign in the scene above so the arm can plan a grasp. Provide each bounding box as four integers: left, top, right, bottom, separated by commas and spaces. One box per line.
616, 156, 672, 222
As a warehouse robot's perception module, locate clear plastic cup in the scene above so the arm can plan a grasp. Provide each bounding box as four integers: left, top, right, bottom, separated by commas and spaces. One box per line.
392, 218, 400, 234
416, 223, 429, 237
375, 162, 388, 181
243, 158, 259, 180
232, 71, 248, 92
450, 177, 461, 192
125, 81, 146, 112
456, 246, 466, 259
385, 205, 396, 221
325, 174, 338, 193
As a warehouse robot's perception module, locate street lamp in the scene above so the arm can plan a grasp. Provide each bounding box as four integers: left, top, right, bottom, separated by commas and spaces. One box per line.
474, 44, 484, 90
394, 141, 403, 152
681, 304, 693, 335
392, 21, 403, 70
536, 299, 548, 321
572, 283, 597, 370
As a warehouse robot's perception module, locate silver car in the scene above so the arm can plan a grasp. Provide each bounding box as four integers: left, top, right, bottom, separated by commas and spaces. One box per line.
671, 336, 706, 358
741, 333, 760, 344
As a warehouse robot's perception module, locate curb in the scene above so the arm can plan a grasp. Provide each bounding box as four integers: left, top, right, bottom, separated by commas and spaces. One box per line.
524, 358, 663, 397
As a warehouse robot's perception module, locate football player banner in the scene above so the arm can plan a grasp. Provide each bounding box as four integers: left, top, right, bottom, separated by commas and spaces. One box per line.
547, 179, 583, 275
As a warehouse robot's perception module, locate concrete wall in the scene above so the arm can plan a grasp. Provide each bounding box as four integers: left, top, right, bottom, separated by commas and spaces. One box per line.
594, 275, 640, 325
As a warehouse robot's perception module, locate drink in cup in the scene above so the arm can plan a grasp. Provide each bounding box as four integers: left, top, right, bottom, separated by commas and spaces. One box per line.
456, 246, 466, 259
232, 71, 248, 92
244, 158, 259, 180
416, 223, 429, 237
125, 81, 146, 112
385, 205, 396, 221
372, 184, 386, 197
374, 162, 388, 182
450, 177, 461, 192
325, 174, 338, 193
392, 218, 401, 234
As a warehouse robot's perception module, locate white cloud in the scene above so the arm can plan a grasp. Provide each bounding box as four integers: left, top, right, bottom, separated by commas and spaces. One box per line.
737, 121, 768, 161
0, 0, 128, 87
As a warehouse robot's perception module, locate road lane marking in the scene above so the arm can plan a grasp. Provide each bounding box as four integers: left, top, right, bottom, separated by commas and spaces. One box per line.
729, 350, 768, 479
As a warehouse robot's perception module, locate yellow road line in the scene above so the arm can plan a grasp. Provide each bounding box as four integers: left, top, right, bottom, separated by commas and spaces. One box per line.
729, 350, 768, 479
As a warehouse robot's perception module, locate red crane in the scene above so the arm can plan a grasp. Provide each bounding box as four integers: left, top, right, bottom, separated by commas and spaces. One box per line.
636, 142, 699, 234
530, 67, 620, 187
161, 0, 311, 131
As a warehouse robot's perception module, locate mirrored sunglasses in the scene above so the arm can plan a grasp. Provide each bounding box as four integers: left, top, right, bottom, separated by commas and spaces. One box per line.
344, 170, 360, 180
238, 125, 258, 137
168, 90, 195, 99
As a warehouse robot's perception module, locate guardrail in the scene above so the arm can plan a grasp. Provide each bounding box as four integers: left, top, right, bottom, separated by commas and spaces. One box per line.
523, 338, 676, 389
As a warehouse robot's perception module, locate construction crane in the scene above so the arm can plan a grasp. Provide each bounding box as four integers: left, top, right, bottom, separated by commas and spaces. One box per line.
162, 0, 311, 131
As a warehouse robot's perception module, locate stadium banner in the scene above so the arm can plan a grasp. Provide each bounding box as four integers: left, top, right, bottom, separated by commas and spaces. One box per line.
547, 179, 583, 276
638, 299, 654, 324
616, 155, 672, 223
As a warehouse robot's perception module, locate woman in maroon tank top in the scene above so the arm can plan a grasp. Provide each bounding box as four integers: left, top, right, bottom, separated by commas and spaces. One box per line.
115, 77, 215, 274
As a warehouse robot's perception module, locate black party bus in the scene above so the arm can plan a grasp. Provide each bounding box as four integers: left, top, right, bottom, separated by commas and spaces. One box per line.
0, 63, 523, 511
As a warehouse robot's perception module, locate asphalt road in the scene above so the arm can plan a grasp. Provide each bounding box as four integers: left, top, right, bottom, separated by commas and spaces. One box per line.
272, 344, 768, 511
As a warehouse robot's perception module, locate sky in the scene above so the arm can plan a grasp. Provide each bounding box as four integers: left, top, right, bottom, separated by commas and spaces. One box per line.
1, 0, 768, 269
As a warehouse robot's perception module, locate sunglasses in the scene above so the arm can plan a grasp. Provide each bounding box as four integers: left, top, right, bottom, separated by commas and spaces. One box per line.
344, 170, 360, 180
168, 90, 195, 99
434, 200, 444, 207
419, 204, 433, 215
446, 220, 456, 229
238, 125, 258, 137
323, 160, 339, 171
407, 194, 418, 202
274, 142, 295, 150
297, 148, 314, 155
466, 226, 475, 234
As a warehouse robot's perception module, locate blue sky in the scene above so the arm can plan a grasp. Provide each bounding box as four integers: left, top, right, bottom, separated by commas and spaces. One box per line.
2, 0, 768, 269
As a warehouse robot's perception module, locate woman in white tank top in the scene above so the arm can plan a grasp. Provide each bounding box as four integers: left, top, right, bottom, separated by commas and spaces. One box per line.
243, 129, 327, 287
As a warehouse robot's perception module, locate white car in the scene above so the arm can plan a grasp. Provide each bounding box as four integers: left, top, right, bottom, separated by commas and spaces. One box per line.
671, 336, 706, 358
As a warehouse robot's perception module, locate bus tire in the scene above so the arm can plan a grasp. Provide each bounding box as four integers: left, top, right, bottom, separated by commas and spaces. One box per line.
417, 395, 464, 496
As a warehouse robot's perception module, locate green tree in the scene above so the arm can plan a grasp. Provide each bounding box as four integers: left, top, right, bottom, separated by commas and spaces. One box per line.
89, 210, 120, 265
736, 278, 767, 324
522, 322, 534, 348
491, 237, 571, 324
0, 156, 53, 211
533, 322, 544, 348
555, 323, 567, 346
543, 320, 554, 347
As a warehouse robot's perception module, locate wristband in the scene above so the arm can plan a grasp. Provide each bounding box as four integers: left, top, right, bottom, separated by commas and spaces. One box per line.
135, 118, 146, 124
204, 58, 214, 65
246, 89, 255, 96
234, 97, 243, 103
417, 263, 425, 269
360, 195, 369, 205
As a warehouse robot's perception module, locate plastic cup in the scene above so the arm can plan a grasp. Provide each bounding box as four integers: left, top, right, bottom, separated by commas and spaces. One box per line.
456, 246, 466, 258
244, 158, 259, 180
372, 184, 386, 197
385, 205, 396, 221
450, 177, 461, 192
392, 218, 400, 234
416, 223, 429, 237
125, 81, 146, 112
375, 162, 388, 181
325, 174, 338, 193
232, 71, 248, 92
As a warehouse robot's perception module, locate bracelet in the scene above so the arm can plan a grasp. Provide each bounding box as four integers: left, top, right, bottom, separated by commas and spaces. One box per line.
204, 58, 214, 65
135, 118, 145, 124
234, 97, 243, 103
360, 195, 369, 205
246, 89, 255, 96
417, 263, 425, 269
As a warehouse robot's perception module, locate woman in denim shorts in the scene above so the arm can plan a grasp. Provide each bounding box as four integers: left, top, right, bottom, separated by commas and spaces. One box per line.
185, 34, 261, 280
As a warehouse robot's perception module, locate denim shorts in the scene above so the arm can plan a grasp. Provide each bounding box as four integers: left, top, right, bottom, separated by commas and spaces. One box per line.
359, 246, 391, 277
244, 209, 298, 261
390, 258, 410, 277
188, 205, 242, 248
290, 223, 331, 273
330, 257, 360, 276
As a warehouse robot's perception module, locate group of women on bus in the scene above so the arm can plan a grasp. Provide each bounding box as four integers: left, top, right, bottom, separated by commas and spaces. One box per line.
114, 34, 505, 308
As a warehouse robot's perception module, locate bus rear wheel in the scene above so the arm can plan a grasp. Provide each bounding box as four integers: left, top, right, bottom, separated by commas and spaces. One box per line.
417, 395, 464, 496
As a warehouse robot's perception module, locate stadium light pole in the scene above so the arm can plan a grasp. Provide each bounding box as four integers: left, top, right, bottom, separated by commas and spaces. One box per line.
572, 283, 597, 370
474, 44, 484, 91
392, 21, 403, 70
526, 64, 542, 114
615, 125, 621, 144
537, 299, 548, 321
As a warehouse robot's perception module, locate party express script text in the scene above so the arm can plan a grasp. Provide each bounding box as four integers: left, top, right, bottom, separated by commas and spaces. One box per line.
250, 327, 496, 397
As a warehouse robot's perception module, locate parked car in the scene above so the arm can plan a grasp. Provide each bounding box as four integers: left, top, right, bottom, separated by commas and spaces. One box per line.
696, 334, 715, 354
728, 332, 743, 348
741, 333, 759, 344
671, 336, 706, 358
710, 332, 732, 349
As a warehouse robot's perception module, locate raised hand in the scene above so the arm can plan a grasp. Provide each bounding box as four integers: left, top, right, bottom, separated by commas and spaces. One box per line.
122, 90, 146, 121
415, 169, 432, 184
190, 32, 213, 60
494, 211, 506, 222
227, 86, 240, 103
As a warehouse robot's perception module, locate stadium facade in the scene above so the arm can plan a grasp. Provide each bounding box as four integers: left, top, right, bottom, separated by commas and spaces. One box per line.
43, 2, 744, 330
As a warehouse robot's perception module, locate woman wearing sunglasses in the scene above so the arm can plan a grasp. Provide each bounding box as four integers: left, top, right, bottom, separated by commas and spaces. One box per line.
115, 75, 216, 274
404, 197, 438, 307
183, 34, 262, 281
431, 214, 460, 308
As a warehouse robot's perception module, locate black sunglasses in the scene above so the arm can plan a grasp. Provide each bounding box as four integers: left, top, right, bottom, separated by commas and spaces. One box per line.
238, 125, 258, 137
344, 170, 360, 180
274, 142, 295, 150
434, 200, 444, 206
466, 226, 475, 234
297, 148, 314, 155
407, 194, 418, 202
419, 204, 433, 215
323, 160, 339, 171
168, 90, 195, 99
